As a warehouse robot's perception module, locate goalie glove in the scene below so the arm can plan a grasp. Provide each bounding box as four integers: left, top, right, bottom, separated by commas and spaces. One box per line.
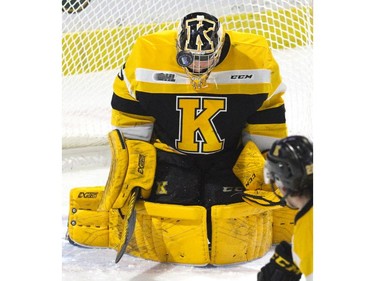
258, 241, 302, 281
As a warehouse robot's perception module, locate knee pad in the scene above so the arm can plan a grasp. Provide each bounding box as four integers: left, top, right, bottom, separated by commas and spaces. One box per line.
127, 202, 272, 265
126, 201, 210, 265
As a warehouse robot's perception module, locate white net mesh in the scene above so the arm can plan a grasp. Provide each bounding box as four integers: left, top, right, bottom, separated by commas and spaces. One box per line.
62, 0, 313, 169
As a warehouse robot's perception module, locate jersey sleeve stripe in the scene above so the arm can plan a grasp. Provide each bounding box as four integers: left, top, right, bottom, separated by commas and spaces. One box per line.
111, 93, 148, 116
247, 104, 286, 124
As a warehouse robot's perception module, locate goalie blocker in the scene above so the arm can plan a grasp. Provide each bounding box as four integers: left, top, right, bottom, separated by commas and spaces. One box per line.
67, 130, 296, 264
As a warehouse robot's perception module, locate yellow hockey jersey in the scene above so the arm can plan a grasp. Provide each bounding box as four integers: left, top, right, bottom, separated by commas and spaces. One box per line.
111, 30, 287, 157
292, 199, 313, 280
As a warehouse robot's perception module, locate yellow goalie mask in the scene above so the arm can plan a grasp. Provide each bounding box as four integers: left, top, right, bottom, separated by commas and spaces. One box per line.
176, 12, 225, 89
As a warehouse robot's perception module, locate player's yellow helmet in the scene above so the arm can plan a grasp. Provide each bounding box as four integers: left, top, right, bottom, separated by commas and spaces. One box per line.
177, 12, 225, 89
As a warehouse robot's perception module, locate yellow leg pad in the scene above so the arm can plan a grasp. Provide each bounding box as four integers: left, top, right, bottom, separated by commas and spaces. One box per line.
126, 201, 210, 265
107, 195, 139, 251
272, 207, 298, 244
68, 186, 136, 250
68, 186, 110, 247
211, 202, 273, 265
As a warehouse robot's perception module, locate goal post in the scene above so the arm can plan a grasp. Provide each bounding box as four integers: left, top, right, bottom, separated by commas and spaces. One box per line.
62, 0, 313, 169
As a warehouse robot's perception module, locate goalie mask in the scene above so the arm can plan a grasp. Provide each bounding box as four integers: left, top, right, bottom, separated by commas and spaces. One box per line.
176, 12, 225, 89
264, 135, 313, 193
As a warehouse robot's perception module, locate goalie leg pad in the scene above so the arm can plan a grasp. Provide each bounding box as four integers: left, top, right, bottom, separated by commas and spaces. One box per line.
98, 129, 156, 211
68, 187, 210, 264
210, 202, 273, 265
68, 186, 110, 247
67, 186, 138, 250
272, 207, 298, 244
125, 201, 210, 265
108, 188, 139, 252
67, 187, 292, 263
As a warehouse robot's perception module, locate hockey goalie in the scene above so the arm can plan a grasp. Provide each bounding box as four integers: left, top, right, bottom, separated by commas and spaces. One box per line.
66, 11, 297, 265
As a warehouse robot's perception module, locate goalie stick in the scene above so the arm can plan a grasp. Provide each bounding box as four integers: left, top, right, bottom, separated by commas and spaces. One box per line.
115, 186, 140, 263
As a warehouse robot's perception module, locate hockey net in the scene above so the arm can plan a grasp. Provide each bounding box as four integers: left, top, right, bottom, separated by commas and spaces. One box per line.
62, 0, 313, 170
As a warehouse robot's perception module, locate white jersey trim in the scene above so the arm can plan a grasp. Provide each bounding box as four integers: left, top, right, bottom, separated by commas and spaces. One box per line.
123, 71, 136, 99
242, 133, 280, 152
135, 68, 271, 85
135, 68, 190, 84
209, 69, 271, 84
113, 124, 154, 142
267, 81, 287, 100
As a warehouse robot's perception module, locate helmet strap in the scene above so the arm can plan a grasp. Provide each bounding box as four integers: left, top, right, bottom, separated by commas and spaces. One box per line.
277, 187, 299, 210
271, 182, 287, 207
